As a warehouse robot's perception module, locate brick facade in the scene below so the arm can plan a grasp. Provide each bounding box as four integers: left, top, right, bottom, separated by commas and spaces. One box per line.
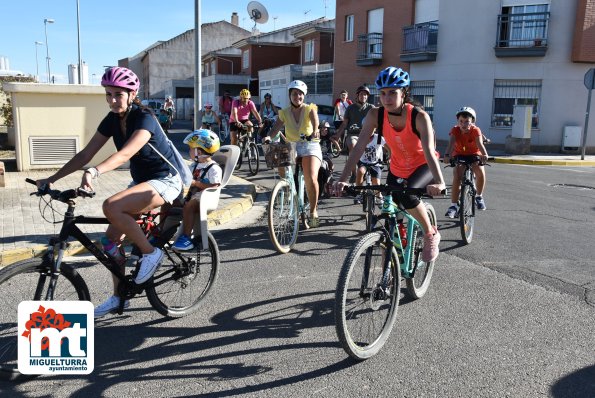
572, 0, 595, 62
333, 0, 413, 105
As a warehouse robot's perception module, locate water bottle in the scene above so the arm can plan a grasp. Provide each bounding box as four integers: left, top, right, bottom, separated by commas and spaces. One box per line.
398, 222, 408, 248
101, 236, 125, 265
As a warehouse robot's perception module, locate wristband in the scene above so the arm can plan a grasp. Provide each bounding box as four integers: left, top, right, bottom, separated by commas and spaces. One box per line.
85, 167, 100, 179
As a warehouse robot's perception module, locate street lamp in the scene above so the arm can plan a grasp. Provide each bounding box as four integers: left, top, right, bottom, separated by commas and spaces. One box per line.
34, 41, 43, 82
44, 18, 55, 83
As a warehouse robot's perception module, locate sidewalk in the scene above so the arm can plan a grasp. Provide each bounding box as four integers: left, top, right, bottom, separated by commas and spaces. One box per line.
0, 168, 256, 267
1, 147, 594, 268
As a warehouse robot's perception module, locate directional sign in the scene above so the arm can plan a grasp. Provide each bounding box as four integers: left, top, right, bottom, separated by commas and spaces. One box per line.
585, 68, 595, 90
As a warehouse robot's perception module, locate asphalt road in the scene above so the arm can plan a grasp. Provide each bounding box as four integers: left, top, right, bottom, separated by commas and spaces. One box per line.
3, 152, 594, 397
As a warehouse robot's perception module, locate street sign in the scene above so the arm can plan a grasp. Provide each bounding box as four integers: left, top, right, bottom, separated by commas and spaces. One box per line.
584, 68, 595, 90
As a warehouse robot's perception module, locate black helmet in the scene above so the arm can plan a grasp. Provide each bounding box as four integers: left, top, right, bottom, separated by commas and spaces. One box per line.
264, 93, 272, 99
356, 85, 370, 95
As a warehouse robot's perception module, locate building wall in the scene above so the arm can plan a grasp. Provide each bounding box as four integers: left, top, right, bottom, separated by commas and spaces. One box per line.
411, 0, 595, 151
333, 0, 413, 105
4, 83, 115, 171
245, 45, 301, 78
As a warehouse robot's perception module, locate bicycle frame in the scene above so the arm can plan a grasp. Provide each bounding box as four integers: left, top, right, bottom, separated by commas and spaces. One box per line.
277, 162, 308, 217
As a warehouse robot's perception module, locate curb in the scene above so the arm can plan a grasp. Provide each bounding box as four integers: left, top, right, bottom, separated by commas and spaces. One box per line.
492, 157, 595, 166
0, 180, 257, 269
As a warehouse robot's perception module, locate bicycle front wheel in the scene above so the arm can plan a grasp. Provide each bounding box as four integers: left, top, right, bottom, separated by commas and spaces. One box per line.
405, 203, 437, 299
0, 259, 90, 381
459, 183, 475, 244
335, 232, 401, 360
268, 180, 299, 253
363, 192, 376, 232
146, 229, 220, 317
248, 142, 259, 176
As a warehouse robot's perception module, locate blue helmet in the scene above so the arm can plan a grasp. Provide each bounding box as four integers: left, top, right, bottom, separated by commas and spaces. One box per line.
375, 67, 410, 89
183, 129, 220, 154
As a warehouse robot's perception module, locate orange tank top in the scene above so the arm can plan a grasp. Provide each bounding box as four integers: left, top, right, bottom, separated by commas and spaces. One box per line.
382, 104, 428, 179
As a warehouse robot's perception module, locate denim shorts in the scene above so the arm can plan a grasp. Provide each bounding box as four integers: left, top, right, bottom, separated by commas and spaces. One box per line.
357, 161, 382, 179
294, 140, 323, 162
129, 173, 183, 204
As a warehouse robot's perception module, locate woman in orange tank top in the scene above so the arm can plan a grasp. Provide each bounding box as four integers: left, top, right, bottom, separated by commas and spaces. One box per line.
333, 67, 446, 263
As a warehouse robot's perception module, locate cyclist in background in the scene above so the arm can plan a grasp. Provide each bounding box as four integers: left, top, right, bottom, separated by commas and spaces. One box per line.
443, 107, 489, 217
333, 67, 445, 263
332, 85, 374, 181
230, 89, 262, 146
218, 90, 233, 118
201, 103, 221, 131
35, 67, 183, 317
267, 80, 322, 227
333, 89, 352, 130
259, 92, 278, 143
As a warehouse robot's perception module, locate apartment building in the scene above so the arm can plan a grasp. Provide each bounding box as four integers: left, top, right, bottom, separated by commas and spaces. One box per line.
334, 0, 595, 153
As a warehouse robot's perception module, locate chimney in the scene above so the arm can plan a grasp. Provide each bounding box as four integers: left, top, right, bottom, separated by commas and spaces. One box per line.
231, 12, 239, 26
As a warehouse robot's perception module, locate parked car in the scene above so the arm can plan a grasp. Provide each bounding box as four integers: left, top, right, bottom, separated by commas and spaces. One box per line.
316, 104, 334, 130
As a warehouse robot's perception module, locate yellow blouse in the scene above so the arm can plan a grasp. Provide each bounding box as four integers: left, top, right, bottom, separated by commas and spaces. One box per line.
278, 103, 318, 142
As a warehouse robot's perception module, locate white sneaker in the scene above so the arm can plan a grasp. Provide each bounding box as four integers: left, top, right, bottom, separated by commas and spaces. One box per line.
134, 247, 164, 284
94, 295, 130, 318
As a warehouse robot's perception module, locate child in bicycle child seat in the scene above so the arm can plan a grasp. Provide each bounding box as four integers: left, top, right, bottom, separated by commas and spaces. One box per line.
172, 130, 223, 251
355, 133, 388, 205
442, 107, 489, 218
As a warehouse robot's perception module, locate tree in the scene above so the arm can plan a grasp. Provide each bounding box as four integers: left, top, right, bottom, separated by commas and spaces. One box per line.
1, 76, 35, 127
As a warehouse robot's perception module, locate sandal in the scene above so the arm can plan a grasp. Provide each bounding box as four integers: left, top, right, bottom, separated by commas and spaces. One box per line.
309, 215, 320, 228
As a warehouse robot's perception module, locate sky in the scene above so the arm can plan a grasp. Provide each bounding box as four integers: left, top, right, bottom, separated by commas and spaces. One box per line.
1, 0, 335, 84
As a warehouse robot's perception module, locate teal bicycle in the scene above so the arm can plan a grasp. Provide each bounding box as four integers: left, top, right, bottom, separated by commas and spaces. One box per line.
265, 142, 311, 253
335, 184, 438, 360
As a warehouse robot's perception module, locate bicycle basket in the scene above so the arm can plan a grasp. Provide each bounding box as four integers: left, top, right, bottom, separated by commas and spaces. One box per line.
264, 142, 295, 168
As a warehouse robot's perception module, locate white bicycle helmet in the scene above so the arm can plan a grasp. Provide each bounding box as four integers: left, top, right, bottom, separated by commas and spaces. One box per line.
288, 80, 308, 96
456, 106, 477, 122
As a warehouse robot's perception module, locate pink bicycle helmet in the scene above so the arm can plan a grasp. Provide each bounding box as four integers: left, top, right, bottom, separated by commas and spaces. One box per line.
101, 67, 140, 92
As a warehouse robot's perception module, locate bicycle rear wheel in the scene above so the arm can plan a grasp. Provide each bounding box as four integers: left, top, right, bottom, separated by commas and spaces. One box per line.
248, 142, 259, 176
405, 203, 437, 299
459, 182, 475, 244
146, 228, 219, 317
268, 180, 299, 253
0, 259, 90, 381
335, 232, 401, 360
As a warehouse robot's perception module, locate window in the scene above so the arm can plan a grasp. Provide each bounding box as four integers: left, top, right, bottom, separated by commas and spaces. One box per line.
304, 40, 315, 62
410, 80, 435, 120
242, 50, 249, 69
345, 15, 354, 42
498, 4, 549, 47
491, 79, 541, 128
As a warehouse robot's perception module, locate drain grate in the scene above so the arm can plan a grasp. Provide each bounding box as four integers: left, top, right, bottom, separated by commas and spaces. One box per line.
549, 183, 595, 190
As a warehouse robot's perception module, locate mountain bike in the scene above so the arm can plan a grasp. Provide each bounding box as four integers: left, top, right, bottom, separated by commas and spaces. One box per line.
335, 184, 438, 360
265, 142, 311, 254
446, 155, 487, 244
0, 179, 219, 381
235, 122, 260, 176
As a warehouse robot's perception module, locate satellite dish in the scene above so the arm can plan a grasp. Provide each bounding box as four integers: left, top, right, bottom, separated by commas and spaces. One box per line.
247, 1, 269, 25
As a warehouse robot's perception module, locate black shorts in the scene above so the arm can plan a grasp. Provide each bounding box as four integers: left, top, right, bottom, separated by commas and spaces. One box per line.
230, 119, 249, 133
386, 164, 433, 209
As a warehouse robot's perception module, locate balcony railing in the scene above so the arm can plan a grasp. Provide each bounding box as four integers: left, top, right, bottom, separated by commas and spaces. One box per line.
495, 11, 550, 57
400, 21, 438, 62
356, 32, 383, 66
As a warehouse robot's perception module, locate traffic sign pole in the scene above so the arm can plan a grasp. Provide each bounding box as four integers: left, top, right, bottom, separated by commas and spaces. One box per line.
582, 68, 595, 160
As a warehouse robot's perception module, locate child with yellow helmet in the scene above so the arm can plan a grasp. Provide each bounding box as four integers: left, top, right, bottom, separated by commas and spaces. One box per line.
173, 129, 222, 251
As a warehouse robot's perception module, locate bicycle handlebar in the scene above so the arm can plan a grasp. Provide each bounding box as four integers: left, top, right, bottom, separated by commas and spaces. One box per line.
444, 155, 489, 168
345, 183, 446, 198
26, 178, 96, 202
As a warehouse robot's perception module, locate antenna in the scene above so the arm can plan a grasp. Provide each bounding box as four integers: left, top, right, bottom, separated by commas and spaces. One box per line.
304, 9, 311, 21
247, 1, 269, 29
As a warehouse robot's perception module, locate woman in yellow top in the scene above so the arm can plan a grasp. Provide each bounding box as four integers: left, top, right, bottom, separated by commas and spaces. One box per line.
268, 80, 322, 227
